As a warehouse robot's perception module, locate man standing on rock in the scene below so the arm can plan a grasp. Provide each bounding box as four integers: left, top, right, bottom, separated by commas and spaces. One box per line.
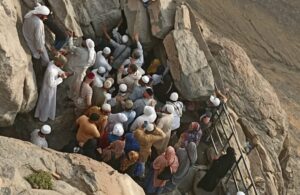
22, 4, 50, 66
34, 54, 71, 122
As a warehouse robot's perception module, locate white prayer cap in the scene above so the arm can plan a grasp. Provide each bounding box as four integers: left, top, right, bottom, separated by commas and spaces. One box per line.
143, 106, 154, 116
165, 104, 174, 114
97, 66, 106, 74
24, 4, 50, 18
145, 123, 154, 132
103, 47, 111, 55
122, 35, 129, 43
104, 80, 113, 89
118, 113, 128, 123
112, 123, 124, 137
105, 93, 112, 101
209, 95, 221, 107
41, 125, 51, 134
119, 84, 127, 92
169, 92, 179, 101
102, 103, 111, 112
141, 75, 150, 84
236, 192, 245, 195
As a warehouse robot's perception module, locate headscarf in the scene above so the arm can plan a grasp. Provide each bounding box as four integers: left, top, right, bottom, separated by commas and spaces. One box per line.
164, 146, 179, 172
124, 133, 140, 154
24, 4, 50, 18
102, 140, 125, 162
86, 39, 96, 66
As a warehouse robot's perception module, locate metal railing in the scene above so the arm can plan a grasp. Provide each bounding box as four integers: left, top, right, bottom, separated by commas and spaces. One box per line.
206, 103, 259, 195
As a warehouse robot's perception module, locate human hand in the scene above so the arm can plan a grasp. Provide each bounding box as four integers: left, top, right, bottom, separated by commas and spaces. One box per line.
133, 32, 139, 42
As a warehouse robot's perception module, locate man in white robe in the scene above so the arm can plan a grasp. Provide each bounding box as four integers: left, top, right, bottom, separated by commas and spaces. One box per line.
22, 4, 50, 66
66, 36, 96, 99
34, 55, 70, 122
30, 125, 51, 148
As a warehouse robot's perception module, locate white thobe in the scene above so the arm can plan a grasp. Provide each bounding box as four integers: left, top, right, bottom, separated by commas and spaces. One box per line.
67, 37, 95, 99
30, 129, 48, 148
93, 51, 112, 71
22, 15, 49, 65
34, 62, 63, 122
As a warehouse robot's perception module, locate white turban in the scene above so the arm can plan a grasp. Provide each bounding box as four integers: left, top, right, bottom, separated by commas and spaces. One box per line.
24, 4, 50, 19
86, 39, 96, 66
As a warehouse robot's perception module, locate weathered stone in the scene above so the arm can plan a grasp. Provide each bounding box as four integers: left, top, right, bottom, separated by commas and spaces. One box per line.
163, 29, 215, 100
174, 4, 191, 30
0, 0, 37, 127
0, 136, 145, 195
147, 0, 176, 39
68, 0, 121, 38
122, 0, 155, 47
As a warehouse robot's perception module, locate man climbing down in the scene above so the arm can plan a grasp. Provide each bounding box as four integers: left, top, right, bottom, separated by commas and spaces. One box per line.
30, 125, 52, 148
22, 3, 50, 66
34, 54, 71, 122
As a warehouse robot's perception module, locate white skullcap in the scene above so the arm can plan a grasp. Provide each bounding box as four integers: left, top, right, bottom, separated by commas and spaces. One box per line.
122, 35, 129, 43
97, 66, 106, 74
236, 192, 245, 195
165, 104, 174, 114
102, 103, 111, 112
142, 75, 150, 84
145, 123, 154, 132
24, 5, 50, 18
103, 47, 111, 55
143, 106, 154, 116
119, 84, 127, 92
41, 125, 51, 134
118, 113, 128, 123
105, 93, 112, 101
112, 123, 124, 137
210, 95, 221, 107
170, 92, 179, 102
104, 80, 113, 89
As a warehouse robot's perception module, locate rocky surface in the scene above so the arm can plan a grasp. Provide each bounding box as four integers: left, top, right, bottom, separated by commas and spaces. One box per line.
163, 4, 215, 101
0, 0, 37, 127
185, 0, 300, 194
0, 136, 144, 195
147, 0, 176, 39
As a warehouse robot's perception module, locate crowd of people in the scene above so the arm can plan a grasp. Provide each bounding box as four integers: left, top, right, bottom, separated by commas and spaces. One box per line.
24, 3, 246, 195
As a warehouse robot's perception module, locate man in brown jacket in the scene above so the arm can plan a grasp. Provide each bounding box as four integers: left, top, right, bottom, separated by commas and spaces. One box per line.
134, 123, 166, 177
76, 113, 101, 147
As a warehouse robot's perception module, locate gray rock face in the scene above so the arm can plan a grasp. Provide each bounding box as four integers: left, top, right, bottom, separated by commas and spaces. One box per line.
163, 5, 215, 100
0, 0, 37, 127
147, 0, 176, 39
122, 0, 155, 47
68, 0, 121, 38
0, 136, 145, 195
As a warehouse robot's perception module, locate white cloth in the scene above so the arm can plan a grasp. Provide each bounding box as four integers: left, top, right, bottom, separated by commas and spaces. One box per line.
130, 111, 157, 131
34, 62, 63, 122
92, 69, 106, 88
22, 15, 49, 65
93, 51, 112, 71
24, 4, 50, 18
30, 129, 48, 148
163, 101, 184, 130
86, 39, 96, 66
67, 37, 93, 98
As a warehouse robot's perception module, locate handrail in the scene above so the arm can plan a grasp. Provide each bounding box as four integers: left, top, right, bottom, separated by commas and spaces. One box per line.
207, 103, 259, 195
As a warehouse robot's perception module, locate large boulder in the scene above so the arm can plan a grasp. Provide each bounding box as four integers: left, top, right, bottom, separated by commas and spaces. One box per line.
0, 0, 37, 127
0, 136, 145, 195
147, 0, 176, 39
163, 4, 215, 100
